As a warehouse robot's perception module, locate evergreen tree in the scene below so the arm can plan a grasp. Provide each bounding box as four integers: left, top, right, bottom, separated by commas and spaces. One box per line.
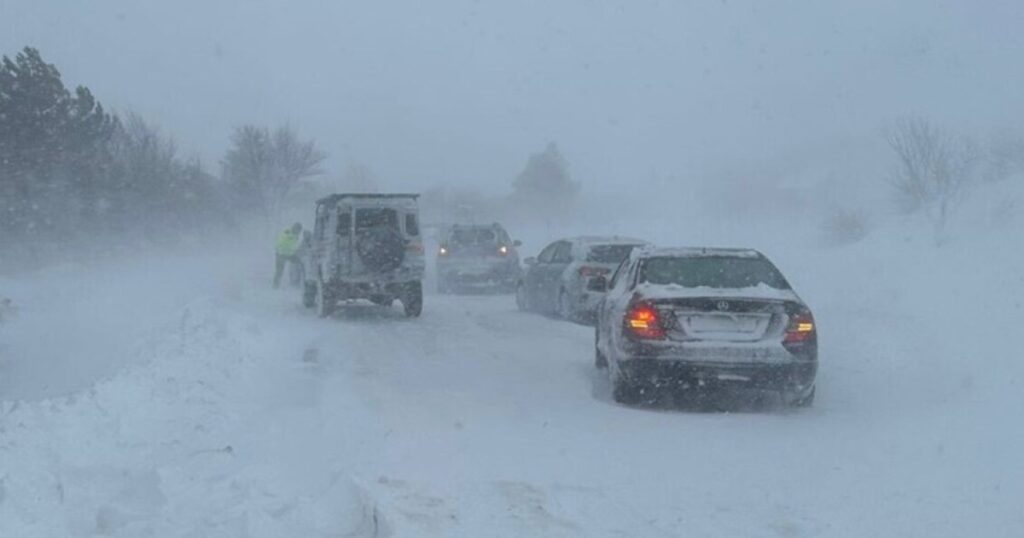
510, 142, 579, 220
0, 47, 117, 241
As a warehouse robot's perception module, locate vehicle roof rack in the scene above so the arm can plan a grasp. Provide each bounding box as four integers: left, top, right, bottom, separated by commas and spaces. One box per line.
317, 193, 420, 204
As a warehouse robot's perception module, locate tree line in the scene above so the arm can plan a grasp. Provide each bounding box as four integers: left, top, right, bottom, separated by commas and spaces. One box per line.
2, 46, 582, 269
0, 47, 326, 267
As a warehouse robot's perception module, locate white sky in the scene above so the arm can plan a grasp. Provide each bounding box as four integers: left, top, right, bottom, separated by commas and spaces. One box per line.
2, 0, 1023, 193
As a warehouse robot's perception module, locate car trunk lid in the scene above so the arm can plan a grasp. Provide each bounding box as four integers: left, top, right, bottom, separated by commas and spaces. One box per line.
650, 297, 790, 343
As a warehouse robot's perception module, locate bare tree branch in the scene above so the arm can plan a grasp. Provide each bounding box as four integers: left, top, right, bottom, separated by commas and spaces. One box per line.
886, 117, 977, 243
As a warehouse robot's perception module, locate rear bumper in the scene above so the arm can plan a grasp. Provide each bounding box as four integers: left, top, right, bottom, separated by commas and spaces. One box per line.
618, 358, 817, 391
438, 261, 519, 286
327, 280, 418, 300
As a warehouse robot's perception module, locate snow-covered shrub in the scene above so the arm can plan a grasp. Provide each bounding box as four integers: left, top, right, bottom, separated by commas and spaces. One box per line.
886, 117, 979, 244
821, 209, 869, 246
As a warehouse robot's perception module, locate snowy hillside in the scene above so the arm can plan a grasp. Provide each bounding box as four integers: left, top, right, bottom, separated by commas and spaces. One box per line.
1, 178, 1021, 536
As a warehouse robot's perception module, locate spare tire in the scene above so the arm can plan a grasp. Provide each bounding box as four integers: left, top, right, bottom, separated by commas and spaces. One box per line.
356, 226, 406, 273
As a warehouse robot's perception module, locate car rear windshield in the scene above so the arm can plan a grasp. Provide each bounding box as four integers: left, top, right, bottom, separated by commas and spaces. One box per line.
640, 256, 790, 289
450, 228, 498, 245
586, 244, 639, 263
355, 208, 398, 231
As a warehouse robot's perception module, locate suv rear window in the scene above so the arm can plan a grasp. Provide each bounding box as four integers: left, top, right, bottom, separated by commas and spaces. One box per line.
640, 256, 790, 289
355, 208, 398, 231
450, 228, 497, 245
586, 244, 639, 263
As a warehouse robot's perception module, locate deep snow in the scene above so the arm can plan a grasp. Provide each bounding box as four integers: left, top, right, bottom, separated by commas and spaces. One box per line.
1, 183, 1022, 536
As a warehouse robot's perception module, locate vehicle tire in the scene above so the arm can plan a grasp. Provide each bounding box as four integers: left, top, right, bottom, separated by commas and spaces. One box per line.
316, 280, 335, 318
594, 335, 608, 369
593, 327, 606, 368
402, 281, 423, 317
302, 281, 317, 308
783, 385, 815, 408
612, 376, 642, 405
356, 226, 406, 273
557, 289, 575, 321
515, 282, 530, 311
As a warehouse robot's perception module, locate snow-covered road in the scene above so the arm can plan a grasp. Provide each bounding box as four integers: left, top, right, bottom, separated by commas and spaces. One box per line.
1, 233, 1022, 536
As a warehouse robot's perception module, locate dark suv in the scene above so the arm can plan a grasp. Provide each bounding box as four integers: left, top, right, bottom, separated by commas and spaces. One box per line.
436, 223, 522, 293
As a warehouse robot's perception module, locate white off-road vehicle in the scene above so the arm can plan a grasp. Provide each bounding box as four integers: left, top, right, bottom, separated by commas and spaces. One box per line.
302, 193, 425, 317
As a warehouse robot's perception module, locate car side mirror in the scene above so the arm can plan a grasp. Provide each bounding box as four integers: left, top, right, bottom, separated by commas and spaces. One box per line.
524, 257, 537, 266
513, 240, 522, 247
587, 276, 609, 292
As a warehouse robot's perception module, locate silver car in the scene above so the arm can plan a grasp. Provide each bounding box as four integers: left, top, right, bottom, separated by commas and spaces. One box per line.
516, 236, 648, 322
591, 247, 818, 406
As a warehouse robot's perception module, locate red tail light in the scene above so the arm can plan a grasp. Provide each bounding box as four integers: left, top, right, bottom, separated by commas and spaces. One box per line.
784, 312, 816, 344
624, 302, 666, 340
578, 266, 610, 278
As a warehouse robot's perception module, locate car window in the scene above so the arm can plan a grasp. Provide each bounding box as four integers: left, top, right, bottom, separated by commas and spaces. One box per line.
336, 211, 351, 236
640, 256, 791, 289
404, 214, 419, 236
537, 242, 560, 263
450, 228, 497, 245
587, 244, 640, 263
315, 204, 329, 240
552, 241, 573, 263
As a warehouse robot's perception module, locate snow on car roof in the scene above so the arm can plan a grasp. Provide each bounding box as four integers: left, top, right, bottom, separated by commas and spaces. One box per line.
569, 235, 648, 246
633, 246, 764, 259
450, 222, 505, 229
634, 281, 800, 302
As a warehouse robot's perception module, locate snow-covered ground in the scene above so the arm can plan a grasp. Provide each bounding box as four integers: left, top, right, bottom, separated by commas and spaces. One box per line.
1, 183, 1022, 536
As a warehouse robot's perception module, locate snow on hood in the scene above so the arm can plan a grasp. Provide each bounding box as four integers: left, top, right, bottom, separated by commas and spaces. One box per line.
634, 282, 801, 302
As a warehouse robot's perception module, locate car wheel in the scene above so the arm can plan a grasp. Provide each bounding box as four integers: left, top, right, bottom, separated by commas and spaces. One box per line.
402, 281, 423, 317
302, 281, 317, 308
515, 283, 530, 311
594, 342, 608, 369
782, 385, 815, 408
612, 376, 642, 405
557, 289, 575, 321
316, 280, 335, 318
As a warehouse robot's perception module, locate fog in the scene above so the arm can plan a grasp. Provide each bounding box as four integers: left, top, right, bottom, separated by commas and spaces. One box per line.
5, 1, 1022, 193
2, 2, 1023, 537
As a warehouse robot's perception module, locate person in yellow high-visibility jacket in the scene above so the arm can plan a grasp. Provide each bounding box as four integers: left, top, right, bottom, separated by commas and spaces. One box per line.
273, 222, 303, 288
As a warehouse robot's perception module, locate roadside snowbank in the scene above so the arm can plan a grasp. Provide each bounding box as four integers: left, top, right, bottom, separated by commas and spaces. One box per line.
0, 290, 385, 537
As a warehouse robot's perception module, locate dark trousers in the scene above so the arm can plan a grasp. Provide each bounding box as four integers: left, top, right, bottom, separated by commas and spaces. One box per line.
274, 254, 301, 288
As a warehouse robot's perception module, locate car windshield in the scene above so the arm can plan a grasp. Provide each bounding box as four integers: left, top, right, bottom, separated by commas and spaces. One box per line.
450, 228, 497, 245
586, 244, 639, 263
640, 256, 790, 289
